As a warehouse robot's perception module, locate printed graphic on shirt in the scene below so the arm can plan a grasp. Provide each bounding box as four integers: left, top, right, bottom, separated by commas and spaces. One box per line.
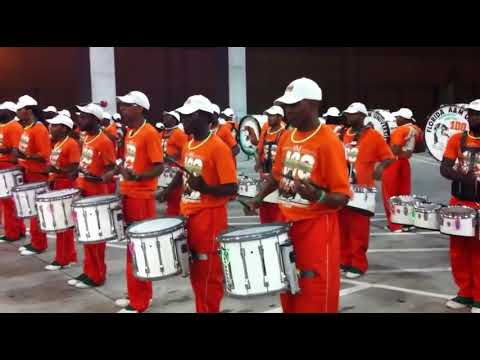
79, 146, 94, 171
278, 146, 316, 207
0, 133, 4, 147
263, 143, 278, 162
403, 126, 418, 152
124, 142, 136, 169
19, 133, 29, 153
182, 154, 203, 202
50, 147, 61, 167
344, 142, 359, 184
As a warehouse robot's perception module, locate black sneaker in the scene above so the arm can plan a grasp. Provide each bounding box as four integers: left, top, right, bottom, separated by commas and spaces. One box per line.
345, 266, 364, 279
68, 273, 88, 286
446, 296, 474, 309
471, 301, 480, 313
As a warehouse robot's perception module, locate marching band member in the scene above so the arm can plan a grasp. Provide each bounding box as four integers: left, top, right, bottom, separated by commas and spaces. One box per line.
14, 95, 51, 256
113, 91, 164, 313
323, 106, 345, 136
0, 102, 25, 243
440, 99, 480, 313
67, 103, 116, 289
250, 78, 352, 313
339, 102, 394, 279
255, 105, 287, 223
43, 106, 58, 120
381, 108, 424, 232
211, 104, 240, 157
44, 114, 81, 270
220, 107, 238, 136
156, 110, 188, 216
101, 111, 118, 194
175, 95, 238, 313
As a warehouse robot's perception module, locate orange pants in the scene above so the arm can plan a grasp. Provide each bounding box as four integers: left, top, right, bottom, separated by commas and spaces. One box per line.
81, 185, 109, 285
339, 207, 370, 273
25, 172, 48, 252
165, 185, 182, 216
52, 179, 77, 266
0, 163, 25, 240
449, 197, 480, 301
259, 202, 285, 224
124, 196, 156, 312
280, 212, 341, 313
107, 181, 116, 194
186, 206, 227, 313
381, 158, 411, 231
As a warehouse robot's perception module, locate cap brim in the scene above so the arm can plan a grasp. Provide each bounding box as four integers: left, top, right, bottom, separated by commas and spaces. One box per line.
274, 94, 303, 105
175, 104, 198, 115
47, 119, 73, 129
117, 95, 135, 105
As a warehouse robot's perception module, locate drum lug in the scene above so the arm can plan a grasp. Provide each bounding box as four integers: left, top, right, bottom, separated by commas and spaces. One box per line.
403, 206, 408, 216
455, 217, 461, 230
49, 203, 57, 230
142, 242, 151, 275
220, 246, 235, 290
240, 247, 251, 291
95, 207, 102, 237
258, 244, 269, 289
155, 238, 164, 274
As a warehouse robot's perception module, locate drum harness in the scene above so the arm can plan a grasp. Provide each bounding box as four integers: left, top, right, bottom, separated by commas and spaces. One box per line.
262, 127, 285, 174
340, 126, 369, 185
452, 131, 480, 202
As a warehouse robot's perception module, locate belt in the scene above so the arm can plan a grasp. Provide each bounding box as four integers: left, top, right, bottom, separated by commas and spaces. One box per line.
298, 270, 318, 278
190, 251, 209, 261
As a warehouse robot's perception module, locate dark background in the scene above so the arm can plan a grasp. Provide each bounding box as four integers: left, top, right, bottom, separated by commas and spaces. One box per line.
1, 47, 480, 128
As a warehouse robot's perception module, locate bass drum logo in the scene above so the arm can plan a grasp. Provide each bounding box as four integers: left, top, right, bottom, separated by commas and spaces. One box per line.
425, 105, 469, 161
364, 110, 390, 142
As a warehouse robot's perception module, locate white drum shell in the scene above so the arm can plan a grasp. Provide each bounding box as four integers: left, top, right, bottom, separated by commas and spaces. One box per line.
347, 187, 376, 215
238, 177, 259, 198
36, 190, 80, 232
12, 184, 49, 218
390, 196, 428, 226
413, 205, 441, 230
440, 207, 477, 237
0, 168, 24, 198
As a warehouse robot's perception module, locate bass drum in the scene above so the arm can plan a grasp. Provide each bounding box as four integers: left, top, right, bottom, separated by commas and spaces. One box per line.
238, 115, 268, 156
424, 104, 469, 162
364, 109, 391, 143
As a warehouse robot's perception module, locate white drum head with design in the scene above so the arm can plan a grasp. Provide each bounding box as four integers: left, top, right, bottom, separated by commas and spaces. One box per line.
238, 115, 267, 156
128, 217, 184, 235
425, 105, 469, 161
364, 110, 390, 142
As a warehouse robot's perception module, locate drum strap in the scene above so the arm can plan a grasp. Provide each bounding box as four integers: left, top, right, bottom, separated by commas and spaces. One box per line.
452, 131, 480, 201
262, 129, 285, 174
298, 270, 317, 278
190, 251, 209, 261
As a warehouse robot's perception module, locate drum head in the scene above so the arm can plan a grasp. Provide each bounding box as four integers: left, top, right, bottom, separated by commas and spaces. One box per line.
12, 181, 47, 191
73, 194, 120, 207
425, 105, 469, 161
364, 110, 390, 142
219, 223, 289, 242
441, 206, 476, 216
37, 188, 79, 200
127, 217, 185, 238
0, 166, 22, 175
238, 115, 267, 156
415, 203, 441, 211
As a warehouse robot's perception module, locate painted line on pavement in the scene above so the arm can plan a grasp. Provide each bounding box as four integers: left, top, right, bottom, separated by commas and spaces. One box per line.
368, 247, 448, 253
366, 267, 451, 274
370, 231, 442, 236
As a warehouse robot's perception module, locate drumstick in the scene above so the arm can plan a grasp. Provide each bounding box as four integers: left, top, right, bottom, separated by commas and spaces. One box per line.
164, 156, 194, 177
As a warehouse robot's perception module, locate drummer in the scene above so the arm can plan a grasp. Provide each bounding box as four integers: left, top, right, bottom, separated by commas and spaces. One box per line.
44, 114, 81, 271
175, 95, 238, 313
339, 102, 394, 279
254, 105, 287, 224
381, 108, 424, 232
220, 107, 238, 137
156, 110, 188, 216
250, 78, 352, 313
440, 98, 480, 313
323, 107, 345, 136
67, 103, 116, 289
101, 112, 118, 194
210, 104, 240, 157
43, 106, 58, 120
0, 101, 26, 243
13, 95, 51, 256
112, 91, 164, 313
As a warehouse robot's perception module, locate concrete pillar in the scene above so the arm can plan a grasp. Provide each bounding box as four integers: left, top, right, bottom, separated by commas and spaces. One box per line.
228, 47, 247, 118
89, 47, 117, 114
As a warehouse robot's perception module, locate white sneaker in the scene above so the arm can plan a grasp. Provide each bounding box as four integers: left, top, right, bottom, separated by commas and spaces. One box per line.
471, 307, 480, 313
446, 297, 471, 309
115, 298, 130, 308
0, 239, 6, 243
45, 264, 62, 271
68, 279, 80, 286
19, 246, 27, 251
345, 271, 362, 279
20, 250, 36, 256
117, 307, 139, 313
392, 229, 403, 233
75, 282, 93, 289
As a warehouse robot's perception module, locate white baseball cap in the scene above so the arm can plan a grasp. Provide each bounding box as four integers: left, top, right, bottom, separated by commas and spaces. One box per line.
343, 102, 368, 116
176, 95, 214, 115
155, 122, 165, 130
264, 105, 284, 117
274, 77, 323, 105
163, 110, 180, 123
58, 109, 71, 118
322, 107, 341, 117
221, 107, 235, 117
103, 112, 112, 120
113, 113, 121, 121
17, 95, 38, 110
0, 101, 18, 113
43, 106, 57, 113
392, 108, 414, 120
466, 99, 480, 112
211, 104, 220, 115
117, 91, 150, 110
47, 114, 74, 129
75, 103, 104, 121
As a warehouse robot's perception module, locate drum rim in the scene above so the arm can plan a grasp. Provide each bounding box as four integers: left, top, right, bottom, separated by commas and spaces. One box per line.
72, 194, 121, 207
351, 185, 377, 193
390, 195, 428, 205
238, 115, 261, 156
0, 166, 23, 174
218, 223, 290, 243
36, 188, 81, 201
12, 181, 48, 192
439, 205, 478, 218
126, 216, 186, 238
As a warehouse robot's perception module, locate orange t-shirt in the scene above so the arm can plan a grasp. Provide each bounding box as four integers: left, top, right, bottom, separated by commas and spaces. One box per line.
213, 125, 237, 149
0, 119, 23, 163
120, 122, 164, 199
390, 123, 423, 159
76, 131, 116, 194
162, 127, 188, 160
257, 125, 287, 166
326, 124, 344, 137
180, 134, 237, 216
443, 132, 480, 168
49, 137, 81, 182
103, 121, 117, 138
343, 127, 394, 187
18, 121, 51, 176
272, 124, 352, 222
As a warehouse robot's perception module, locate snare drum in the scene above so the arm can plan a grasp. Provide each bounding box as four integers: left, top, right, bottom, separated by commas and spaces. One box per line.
157, 166, 179, 188
347, 185, 376, 216
218, 224, 300, 297
439, 206, 477, 237
127, 217, 189, 280
12, 182, 49, 218
36, 188, 80, 233
238, 176, 259, 198
413, 203, 442, 230
390, 195, 428, 225
72, 194, 125, 244
0, 166, 23, 198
